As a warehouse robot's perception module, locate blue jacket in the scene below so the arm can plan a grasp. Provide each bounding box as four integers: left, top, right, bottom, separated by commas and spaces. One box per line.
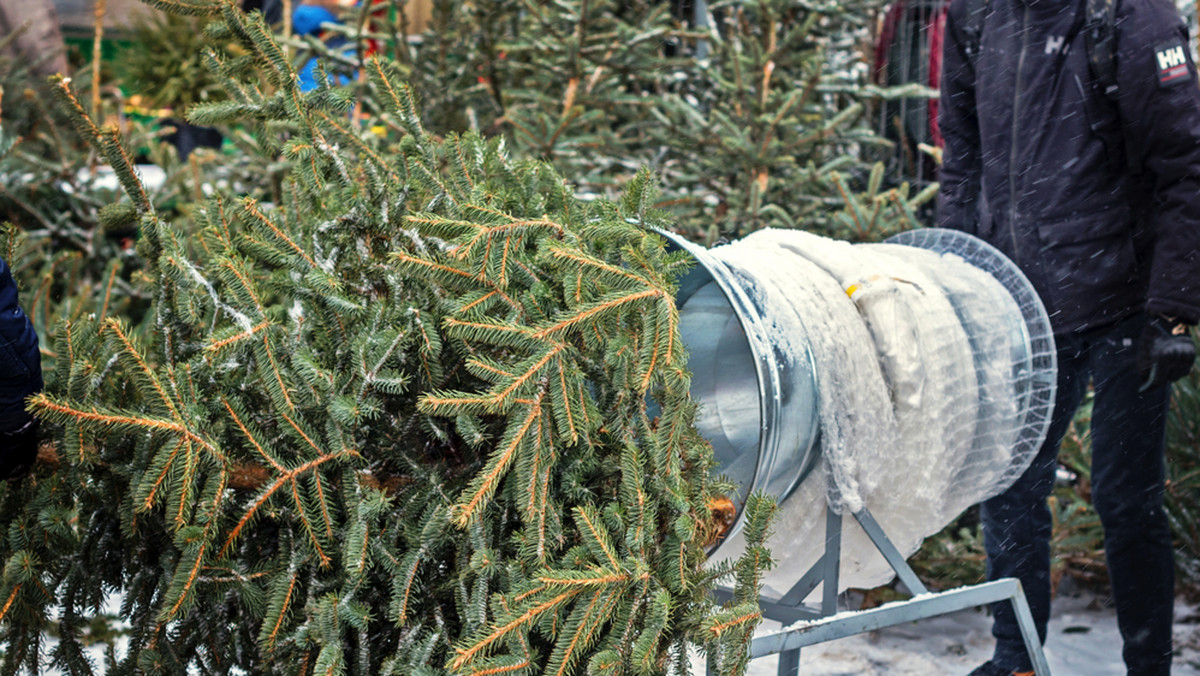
0, 257, 41, 434
938, 0, 1200, 333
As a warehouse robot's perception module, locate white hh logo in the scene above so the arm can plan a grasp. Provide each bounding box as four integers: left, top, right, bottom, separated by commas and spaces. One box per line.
1157, 45, 1186, 70
1045, 35, 1067, 55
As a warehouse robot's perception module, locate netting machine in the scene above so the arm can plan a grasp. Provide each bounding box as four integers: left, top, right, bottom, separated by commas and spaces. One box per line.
662, 228, 1059, 675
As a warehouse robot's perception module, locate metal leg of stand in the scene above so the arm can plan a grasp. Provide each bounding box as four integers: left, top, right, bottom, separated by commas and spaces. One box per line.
729, 503, 1052, 675
1010, 579, 1051, 676
777, 647, 801, 676
704, 646, 802, 676
821, 507, 842, 616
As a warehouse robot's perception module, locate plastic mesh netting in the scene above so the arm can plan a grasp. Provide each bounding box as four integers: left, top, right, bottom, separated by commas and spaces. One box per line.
704, 228, 1056, 596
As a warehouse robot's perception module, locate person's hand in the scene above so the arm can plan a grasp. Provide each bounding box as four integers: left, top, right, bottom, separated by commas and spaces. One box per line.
1137, 314, 1197, 392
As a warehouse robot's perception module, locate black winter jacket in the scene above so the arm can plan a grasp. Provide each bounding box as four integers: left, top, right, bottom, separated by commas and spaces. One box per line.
0, 257, 41, 435
938, 0, 1200, 333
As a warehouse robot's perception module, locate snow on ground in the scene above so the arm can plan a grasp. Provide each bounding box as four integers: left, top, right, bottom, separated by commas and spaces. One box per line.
718, 584, 1200, 675
31, 584, 1200, 674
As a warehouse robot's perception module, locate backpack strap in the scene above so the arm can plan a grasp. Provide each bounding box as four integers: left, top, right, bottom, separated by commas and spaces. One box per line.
1084, 0, 1119, 100
961, 0, 990, 70
962, 0, 1116, 101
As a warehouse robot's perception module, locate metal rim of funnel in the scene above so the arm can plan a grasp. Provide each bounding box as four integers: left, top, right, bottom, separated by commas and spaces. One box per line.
885, 228, 1058, 459
657, 229, 823, 540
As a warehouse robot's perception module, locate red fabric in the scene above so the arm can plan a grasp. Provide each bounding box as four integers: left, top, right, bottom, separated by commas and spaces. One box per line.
928, 4, 948, 147
874, 1, 908, 85
873, 1, 951, 147
360, 0, 388, 56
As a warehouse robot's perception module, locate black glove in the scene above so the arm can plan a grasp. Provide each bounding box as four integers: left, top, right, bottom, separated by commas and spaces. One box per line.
0, 419, 38, 481
1137, 315, 1197, 392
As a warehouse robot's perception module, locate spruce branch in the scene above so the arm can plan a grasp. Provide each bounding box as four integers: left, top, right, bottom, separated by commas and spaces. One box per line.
366, 58, 425, 140
572, 506, 621, 572
535, 288, 665, 340
218, 448, 360, 558
49, 78, 156, 217
239, 197, 316, 268
138, 0, 226, 16
160, 477, 227, 621
451, 391, 547, 527
544, 586, 624, 676
448, 588, 582, 671
29, 394, 217, 453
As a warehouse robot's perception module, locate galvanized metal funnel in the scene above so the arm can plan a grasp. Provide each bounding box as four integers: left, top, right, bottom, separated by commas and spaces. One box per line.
660, 230, 822, 538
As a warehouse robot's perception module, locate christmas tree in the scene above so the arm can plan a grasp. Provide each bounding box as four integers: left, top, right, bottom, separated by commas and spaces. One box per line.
0, 3, 773, 674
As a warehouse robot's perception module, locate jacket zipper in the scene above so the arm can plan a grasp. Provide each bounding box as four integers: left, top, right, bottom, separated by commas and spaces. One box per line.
1008, 4, 1030, 264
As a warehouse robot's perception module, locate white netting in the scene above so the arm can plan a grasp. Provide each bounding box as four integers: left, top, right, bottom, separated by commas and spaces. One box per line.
703, 228, 1056, 596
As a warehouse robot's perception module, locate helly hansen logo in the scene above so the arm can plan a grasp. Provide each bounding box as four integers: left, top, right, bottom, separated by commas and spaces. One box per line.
1158, 45, 1186, 70
1045, 36, 1068, 55
1156, 41, 1192, 88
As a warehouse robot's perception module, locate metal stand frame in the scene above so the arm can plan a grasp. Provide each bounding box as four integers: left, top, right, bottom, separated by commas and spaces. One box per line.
709, 506, 1051, 675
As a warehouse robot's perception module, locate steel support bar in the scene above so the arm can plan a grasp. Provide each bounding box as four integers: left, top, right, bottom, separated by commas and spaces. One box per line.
772, 557, 826, 611
747, 578, 1052, 675
776, 647, 800, 676
851, 508, 928, 596
776, 508, 844, 609
820, 507, 841, 616
757, 599, 821, 625
715, 588, 823, 625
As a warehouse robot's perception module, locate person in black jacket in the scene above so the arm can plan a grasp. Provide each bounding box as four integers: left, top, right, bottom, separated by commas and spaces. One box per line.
938, 0, 1200, 673
0, 257, 41, 479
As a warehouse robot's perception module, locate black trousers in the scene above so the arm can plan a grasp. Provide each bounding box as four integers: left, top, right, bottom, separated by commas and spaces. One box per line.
985, 313, 1175, 675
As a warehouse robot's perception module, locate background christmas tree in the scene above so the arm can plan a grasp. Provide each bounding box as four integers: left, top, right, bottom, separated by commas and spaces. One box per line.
283, 0, 937, 242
